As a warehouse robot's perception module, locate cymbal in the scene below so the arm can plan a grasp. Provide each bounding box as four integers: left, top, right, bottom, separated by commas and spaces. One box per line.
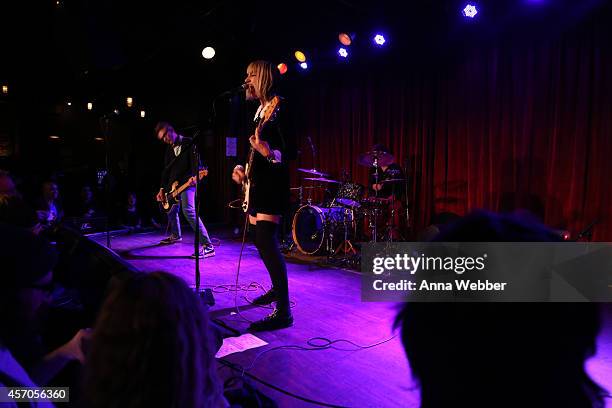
298, 168, 329, 177
382, 178, 405, 183
357, 150, 395, 167
304, 177, 340, 184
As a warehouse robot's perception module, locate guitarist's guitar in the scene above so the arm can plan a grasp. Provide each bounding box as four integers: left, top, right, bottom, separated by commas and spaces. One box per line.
159, 168, 209, 212
242, 96, 281, 213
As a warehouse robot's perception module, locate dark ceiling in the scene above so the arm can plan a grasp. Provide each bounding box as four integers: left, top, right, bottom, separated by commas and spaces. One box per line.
1, 0, 610, 111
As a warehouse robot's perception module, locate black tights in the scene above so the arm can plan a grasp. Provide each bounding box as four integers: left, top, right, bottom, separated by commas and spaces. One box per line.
251, 220, 290, 312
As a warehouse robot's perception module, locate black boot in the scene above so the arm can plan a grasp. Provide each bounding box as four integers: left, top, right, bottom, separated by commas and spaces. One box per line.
252, 288, 279, 305
248, 308, 293, 332
254, 221, 290, 307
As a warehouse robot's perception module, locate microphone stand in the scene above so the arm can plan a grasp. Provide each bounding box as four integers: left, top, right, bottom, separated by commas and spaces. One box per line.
100, 114, 114, 249
164, 130, 214, 306
189, 131, 215, 306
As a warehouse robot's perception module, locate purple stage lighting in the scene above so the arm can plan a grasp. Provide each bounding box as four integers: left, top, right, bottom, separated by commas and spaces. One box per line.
338, 47, 348, 58
373, 34, 386, 46
463, 4, 478, 18
300, 62, 308, 70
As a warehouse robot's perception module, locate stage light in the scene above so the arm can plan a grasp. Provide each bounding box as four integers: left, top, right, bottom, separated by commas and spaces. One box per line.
1, 85, 7, 95
49, 135, 60, 140
338, 47, 349, 58
338, 33, 352, 46
126, 97, 133, 108
94, 137, 104, 142
87, 102, 93, 111
66, 101, 72, 106
373, 34, 386, 46
294, 51, 306, 62
201, 46, 215, 59
299, 62, 308, 70
277, 63, 288, 75
463, 4, 478, 18
140, 110, 146, 118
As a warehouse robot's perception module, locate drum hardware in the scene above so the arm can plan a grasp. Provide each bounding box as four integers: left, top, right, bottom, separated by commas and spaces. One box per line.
290, 185, 319, 206
402, 157, 410, 229
297, 168, 330, 177
292, 204, 355, 256
333, 207, 357, 257
358, 150, 395, 241
303, 177, 340, 184
385, 179, 403, 242
357, 150, 395, 168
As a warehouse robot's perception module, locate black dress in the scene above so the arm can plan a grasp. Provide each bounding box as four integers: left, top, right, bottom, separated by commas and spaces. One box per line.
248, 98, 296, 216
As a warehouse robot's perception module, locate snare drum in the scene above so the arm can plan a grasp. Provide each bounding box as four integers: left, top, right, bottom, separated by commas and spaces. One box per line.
292, 205, 354, 255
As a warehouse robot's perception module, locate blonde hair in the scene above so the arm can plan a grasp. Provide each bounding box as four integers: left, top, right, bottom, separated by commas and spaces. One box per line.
247, 60, 277, 102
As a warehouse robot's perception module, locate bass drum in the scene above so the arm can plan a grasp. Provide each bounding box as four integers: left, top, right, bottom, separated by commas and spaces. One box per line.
292, 205, 354, 255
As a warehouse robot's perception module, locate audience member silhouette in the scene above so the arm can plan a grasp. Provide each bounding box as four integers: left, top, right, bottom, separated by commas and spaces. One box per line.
71, 184, 100, 218
0, 170, 38, 231
0, 224, 89, 389
396, 211, 606, 408
83, 272, 227, 408
35, 180, 64, 228
120, 191, 142, 230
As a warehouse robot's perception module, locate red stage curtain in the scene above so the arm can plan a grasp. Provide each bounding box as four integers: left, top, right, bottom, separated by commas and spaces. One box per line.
289, 33, 612, 240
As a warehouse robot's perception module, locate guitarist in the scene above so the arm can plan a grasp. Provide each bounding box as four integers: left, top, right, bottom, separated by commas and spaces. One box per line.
155, 122, 215, 258
232, 60, 296, 331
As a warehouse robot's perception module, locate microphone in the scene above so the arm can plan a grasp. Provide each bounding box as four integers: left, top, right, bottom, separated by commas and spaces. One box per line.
220, 83, 248, 96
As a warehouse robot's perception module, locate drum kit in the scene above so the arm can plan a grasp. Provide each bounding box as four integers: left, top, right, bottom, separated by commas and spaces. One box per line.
290, 149, 406, 262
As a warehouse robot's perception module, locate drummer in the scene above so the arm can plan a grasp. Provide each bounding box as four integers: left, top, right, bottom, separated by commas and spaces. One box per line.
369, 144, 405, 200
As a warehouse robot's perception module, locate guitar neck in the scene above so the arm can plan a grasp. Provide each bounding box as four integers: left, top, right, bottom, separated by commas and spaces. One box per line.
245, 147, 256, 178
171, 181, 192, 199
170, 171, 207, 199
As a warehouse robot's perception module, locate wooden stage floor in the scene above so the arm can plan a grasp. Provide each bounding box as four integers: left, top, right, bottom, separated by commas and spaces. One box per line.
91, 229, 612, 408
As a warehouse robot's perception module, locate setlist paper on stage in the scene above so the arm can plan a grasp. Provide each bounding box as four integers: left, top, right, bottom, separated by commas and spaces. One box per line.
215, 333, 268, 358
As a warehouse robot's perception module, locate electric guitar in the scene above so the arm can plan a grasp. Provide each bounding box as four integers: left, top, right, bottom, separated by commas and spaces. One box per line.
159, 168, 208, 212
242, 96, 281, 213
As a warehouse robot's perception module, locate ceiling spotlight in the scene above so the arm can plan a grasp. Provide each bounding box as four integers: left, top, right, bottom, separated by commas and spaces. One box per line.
202, 46, 215, 59
87, 102, 93, 111
294, 51, 306, 62
373, 34, 386, 46
277, 63, 288, 75
299, 62, 308, 70
140, 110, 146, 118
338, 47, 349, 58
338, 33, 352, 46
126, 97, 133, 108
463, 4, 478, 18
